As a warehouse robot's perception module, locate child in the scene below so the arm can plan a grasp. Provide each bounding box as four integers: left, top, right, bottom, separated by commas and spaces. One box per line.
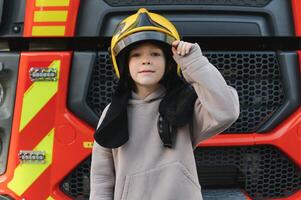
90, 8, 239, 200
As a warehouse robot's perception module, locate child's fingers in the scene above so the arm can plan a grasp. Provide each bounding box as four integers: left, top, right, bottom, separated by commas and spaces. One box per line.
172, 40, 180, 48
172, 40, 193, 56
181, 42, 187, 56
177, 41, 184, 54
185, 43, 193, 54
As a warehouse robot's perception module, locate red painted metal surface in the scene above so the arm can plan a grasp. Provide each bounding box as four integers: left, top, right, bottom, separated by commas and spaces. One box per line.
292, 0, 301, 36
23, 0, 80, 37
0, 52, 94, 199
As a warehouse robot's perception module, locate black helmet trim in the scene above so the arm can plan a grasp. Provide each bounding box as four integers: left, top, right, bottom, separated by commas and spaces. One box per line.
114, 31, 176, 56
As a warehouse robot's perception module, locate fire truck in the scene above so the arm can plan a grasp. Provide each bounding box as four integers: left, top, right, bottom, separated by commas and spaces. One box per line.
0, 0, 300, 199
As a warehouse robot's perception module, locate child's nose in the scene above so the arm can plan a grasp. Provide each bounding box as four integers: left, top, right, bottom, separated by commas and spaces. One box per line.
142, 60, 151, 65
142, 56, 151, 65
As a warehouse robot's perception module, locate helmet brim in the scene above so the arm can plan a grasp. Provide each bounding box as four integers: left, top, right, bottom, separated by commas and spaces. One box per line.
113, 31, 176, 56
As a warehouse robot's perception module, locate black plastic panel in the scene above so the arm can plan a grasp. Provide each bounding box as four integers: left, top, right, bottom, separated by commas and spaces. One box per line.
258, 52, 301, 132
76, 0, 294, 36
0, 53, 19, 175
68, 52, 100, 128
0, 0, 4, 26
0, 0, 25, 36
202, 189, 248, 200
0, 195, 13, 200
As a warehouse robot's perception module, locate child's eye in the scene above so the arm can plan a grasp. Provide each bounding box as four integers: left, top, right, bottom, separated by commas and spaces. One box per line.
151, 52, 162, 56
130, 53, 140, 57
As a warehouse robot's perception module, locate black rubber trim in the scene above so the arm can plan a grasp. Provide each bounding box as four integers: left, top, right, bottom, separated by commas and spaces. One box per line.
258, 52, 301, 132
104, 0, 272, 7
76, 0, 294, 36
0, 195, 14, 200
0, 53, 19, 175
0, 0, 4, 26
67, 52, 99, 128
2, 37, 301, 52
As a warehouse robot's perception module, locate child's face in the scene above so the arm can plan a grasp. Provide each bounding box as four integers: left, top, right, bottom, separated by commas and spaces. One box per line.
128, 42, 165, 89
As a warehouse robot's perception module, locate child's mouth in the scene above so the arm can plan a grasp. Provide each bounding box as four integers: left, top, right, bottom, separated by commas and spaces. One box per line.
139, 70, 155, 74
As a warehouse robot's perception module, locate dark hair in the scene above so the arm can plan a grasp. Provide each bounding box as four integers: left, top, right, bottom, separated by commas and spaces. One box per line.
94, 40, 197, 148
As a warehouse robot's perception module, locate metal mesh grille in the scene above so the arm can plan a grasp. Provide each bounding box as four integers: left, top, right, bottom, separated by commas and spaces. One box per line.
60, 157, 91, 200
195, 145, 301, 200
103, 0, 271, 7
86, 52, 118, 115
204, 52, 284, 132
86, 51, 285, 133
60, 146, 301, 199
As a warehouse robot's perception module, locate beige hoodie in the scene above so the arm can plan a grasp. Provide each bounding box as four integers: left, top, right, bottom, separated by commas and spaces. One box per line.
90, 44, 240, 200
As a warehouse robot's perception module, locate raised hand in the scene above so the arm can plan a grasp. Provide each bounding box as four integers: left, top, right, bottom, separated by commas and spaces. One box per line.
171, 40, 193, 57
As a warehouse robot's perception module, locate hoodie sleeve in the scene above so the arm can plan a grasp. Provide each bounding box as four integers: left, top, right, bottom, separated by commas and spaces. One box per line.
173, 43, 240, 149
90, 104, 115, 200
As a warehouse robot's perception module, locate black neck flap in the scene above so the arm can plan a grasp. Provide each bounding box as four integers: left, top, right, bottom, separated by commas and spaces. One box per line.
94, 76, 131, 148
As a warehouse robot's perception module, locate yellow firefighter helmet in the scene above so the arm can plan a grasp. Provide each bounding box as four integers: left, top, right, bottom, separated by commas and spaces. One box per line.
110, 8, 181, 78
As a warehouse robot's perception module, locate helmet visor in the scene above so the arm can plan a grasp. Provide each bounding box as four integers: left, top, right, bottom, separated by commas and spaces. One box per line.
113, 31, 176, 56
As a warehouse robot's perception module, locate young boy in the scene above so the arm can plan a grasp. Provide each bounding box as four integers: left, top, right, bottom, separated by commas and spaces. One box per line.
90, 8, 240, 200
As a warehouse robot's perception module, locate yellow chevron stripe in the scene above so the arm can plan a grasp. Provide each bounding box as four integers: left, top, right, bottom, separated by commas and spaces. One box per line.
36, 0, 70, 7
47, 196, 55, 200
34, 11, 68, 22
7, 129, 55, 196
19, 60, 60, 132
32, 26, 65, 36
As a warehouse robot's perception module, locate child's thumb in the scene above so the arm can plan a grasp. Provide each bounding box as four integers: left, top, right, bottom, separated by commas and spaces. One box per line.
172, 40, 180, 47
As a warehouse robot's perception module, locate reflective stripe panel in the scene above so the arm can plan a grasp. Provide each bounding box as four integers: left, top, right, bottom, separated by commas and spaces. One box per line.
35, 0, 70, 7
34, 11, 68, 22
19, 60, 60, 132
32, 26, 65, 36
7, 129, 55, 196
47, 196, 55, 200
24, 0, 79, 37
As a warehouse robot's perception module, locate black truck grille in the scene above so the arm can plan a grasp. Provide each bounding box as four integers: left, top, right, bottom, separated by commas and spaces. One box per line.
195, 145, 301, 200
205, 52, 284, 133
103, 0, 271, 7
87, 51, 285, 133
60, 145, 301, 199
60, 157, 91, 200
86, 52, 118, 116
